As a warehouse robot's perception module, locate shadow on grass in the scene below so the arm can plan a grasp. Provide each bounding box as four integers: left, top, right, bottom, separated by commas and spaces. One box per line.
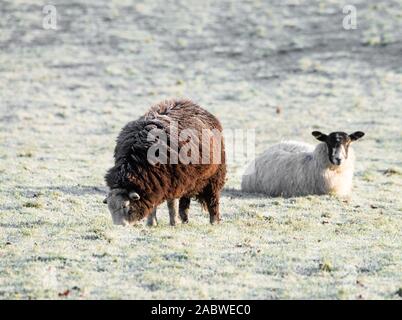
221, 188, 268, 200
0, 185, 107, 212
12, 185, 107, 197
0, 220, 48, 228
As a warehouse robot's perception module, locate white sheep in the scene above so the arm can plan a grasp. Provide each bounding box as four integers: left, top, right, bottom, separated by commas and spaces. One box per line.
241, 131, 365, 197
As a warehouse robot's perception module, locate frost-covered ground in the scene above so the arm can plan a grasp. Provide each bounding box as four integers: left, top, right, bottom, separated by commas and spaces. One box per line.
0, 0, 401, 299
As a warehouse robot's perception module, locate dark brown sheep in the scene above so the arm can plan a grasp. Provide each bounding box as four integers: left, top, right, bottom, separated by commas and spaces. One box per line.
104, 99, 226, 226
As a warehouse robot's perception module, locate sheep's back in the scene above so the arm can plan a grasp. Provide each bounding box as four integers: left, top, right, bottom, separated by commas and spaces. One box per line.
146, 99, 222, 133
268, 141, 314, 154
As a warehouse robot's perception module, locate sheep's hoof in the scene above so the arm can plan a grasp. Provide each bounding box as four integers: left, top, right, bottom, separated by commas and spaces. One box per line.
146, 219, 158, 227
210, 217, 221, 225
169, 218, 179, 226
179, 213, 189, 224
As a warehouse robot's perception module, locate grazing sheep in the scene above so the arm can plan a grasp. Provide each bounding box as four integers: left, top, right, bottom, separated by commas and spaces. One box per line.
103, 99, 226, 226
241, 131, 365, 197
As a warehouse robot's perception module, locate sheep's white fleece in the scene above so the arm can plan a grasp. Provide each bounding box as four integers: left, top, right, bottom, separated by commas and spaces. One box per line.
241, 141, 355, 197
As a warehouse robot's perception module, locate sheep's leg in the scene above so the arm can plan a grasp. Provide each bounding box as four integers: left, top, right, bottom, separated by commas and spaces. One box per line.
146, 207, 158, 226
179, 197, 190, 224
201, 183, 221, 224
167, 199, 179, 226
206, 194, 221, 224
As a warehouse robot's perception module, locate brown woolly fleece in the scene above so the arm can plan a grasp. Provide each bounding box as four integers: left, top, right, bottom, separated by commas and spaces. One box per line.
105, 99, 226, 224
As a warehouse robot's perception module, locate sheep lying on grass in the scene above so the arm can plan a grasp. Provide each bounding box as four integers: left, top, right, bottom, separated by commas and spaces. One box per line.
241, 131, 365, 197
103, 99, 226, 226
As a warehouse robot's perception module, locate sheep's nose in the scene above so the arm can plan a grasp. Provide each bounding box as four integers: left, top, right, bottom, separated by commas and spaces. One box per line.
334, 158, 342, 165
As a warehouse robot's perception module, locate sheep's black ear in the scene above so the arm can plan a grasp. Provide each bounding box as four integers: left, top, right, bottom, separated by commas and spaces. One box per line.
103, 197, 108, 204
349, 131, 365, 141
312, 131, 327, 142
128, 191, 140, 201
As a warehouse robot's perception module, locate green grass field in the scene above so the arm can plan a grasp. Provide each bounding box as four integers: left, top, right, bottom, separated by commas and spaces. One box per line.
1, 0, 401, 299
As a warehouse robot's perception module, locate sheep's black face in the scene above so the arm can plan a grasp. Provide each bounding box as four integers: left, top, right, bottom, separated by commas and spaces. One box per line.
312, 131, 365, 166
103, 188, 141, 226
